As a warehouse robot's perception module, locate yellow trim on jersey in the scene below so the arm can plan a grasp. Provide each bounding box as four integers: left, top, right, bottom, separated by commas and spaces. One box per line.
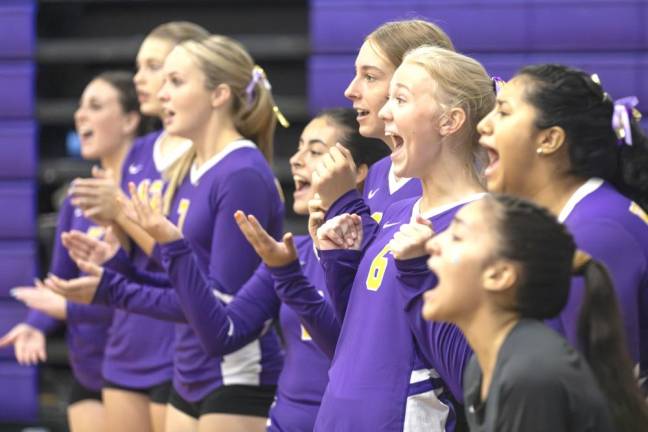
629, 202, 648, 225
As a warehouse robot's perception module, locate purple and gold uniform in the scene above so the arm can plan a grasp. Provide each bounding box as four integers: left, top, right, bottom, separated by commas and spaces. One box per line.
549, 178, 648, 367
101, 130, 184, 389
314, 195, 481, 432
157, 234, 337, 431
96, 140, 285, 404
25, 198, 113, 392
362, 156, 422, 222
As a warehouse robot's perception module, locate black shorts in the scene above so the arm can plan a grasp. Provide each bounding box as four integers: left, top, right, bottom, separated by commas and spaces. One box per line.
68, 377, 102, 405
103, 379, 172, 405
169, 385, 277, 419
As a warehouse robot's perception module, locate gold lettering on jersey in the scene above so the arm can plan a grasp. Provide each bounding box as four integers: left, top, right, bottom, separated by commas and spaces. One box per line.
629, 202, 648, 225
177, 199, 191, 233
86, 226, 105, 240
149, 180, 164, 212
371, 212, 383, 223
366, 243, 391, 291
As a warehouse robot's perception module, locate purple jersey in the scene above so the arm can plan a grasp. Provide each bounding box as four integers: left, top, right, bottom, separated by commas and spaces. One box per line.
101, 130, 180, 388
362, 156, 422, 222
316, 195, 481, 431
548, 179, 648, 366
159, 234, 335, 431
158, 139, 284, 402
26, 198, 113, 391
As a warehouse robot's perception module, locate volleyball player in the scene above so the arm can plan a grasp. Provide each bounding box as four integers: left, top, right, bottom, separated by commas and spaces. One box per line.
421, 194, 648, 431
476, 64, 648, 383
312, 20, 454, 224
275, 46, 491, 431
63, 22, 209, 432
0, 71, 140, 432
48, 35, 287, 432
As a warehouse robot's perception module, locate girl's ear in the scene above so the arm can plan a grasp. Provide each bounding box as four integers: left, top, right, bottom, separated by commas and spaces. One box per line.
438, 107, 467, 137
211, 83, 232, 109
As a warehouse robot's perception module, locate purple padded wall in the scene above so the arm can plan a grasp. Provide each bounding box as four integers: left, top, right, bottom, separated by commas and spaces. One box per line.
0, 300, 28, 359
0, 122, 36, 179
311, 0, 648, 54
0, 63, 34, 118
310, 53, 648, 114
0, 361, 38, 422
0, 242, 38, 298
0, 182, 36, 239
0, 1, 35, 59
0, 0, 37, 424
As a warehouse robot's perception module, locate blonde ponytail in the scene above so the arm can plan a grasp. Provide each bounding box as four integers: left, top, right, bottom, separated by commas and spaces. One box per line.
178, 36, 288, 164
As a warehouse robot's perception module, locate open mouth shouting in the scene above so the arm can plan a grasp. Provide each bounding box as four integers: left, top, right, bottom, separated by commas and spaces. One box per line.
293, 174, 311, 200
78, 126, 94, 143
480, 140, 500, 179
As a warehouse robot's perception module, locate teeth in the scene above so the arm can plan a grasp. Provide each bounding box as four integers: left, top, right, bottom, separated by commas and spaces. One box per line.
79, 129, 93, 138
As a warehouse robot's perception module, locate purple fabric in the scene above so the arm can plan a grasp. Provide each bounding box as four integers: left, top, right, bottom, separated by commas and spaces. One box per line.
163, 144, 284, 402
315, 197, 467, 431
361, 156, 422, 219
547, 181, 648, 365
24, 198, 113, 391
101, 130, 175, 389
161, 235, 334, 430
102, 143, 285, 402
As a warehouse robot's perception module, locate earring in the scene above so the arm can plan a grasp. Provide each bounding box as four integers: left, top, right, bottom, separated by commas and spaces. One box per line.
536, 148, 544, 155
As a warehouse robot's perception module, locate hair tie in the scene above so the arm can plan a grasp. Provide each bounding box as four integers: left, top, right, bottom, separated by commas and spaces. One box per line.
491, 76, 505, 95
612, 96, 641, 146
245, 65, 270, 105
245, 65, 290, 128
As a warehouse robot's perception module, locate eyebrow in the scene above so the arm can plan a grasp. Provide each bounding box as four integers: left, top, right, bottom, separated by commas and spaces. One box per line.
358, 65, 384, 74
307, 139, 327, 146
393, 82, 410, 92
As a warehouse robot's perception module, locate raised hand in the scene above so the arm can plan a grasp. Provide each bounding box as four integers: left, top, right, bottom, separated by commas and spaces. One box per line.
10, 279, 67, 320
125, 181, 182, 244
316, 213, 363, 251
0, 323, 47, 365
235, 211, 298, 268
389, 216, 434, 260
68, 167, 125, 223
43, 271, 101, 305
312, 144, 357, 209
61, 226, 119, 266
308, 193, 326, 249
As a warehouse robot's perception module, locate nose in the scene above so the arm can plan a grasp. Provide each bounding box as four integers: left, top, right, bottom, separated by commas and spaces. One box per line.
133, 68, 143, 85
477, 110, 494, 136
74, 106, 85, 124
157, 81, 169, 102
378, 99, 392, 122
344, 75, 360, 101
289, 146, 306, 169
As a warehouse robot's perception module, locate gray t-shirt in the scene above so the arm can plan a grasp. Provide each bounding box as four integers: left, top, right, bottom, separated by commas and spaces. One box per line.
463, 319, 614, 432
